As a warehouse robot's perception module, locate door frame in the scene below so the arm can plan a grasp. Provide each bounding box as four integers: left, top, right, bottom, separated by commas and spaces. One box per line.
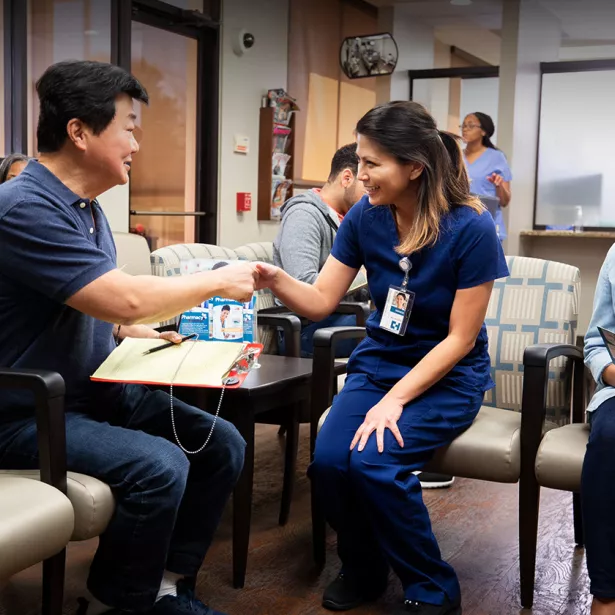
111, 0, 220, 245
408, 66, 499, 101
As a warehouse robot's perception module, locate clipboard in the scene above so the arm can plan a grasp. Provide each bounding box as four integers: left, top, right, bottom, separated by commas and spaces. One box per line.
91, 338, 263, 389
598, 326, 615, 363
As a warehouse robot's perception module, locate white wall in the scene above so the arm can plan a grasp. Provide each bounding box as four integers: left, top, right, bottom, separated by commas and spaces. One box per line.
497, 0, 561, 256
378, 6, 435, 103
559, 44, 615, 61
217, 0, 289, 248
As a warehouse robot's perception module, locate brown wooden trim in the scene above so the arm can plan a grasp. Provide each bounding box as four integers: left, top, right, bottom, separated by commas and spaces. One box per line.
341, 0, 378, 20
293, 179, 322, 190
258, 108, 296, 221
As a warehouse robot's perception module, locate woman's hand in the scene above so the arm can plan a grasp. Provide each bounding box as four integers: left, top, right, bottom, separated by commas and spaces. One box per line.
254, 262, 281, 290
487, 172, 504, 187
350, 397, 405, 453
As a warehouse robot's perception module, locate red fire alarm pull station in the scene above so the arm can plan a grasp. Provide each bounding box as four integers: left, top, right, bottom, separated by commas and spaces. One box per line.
237, 192, 252, 212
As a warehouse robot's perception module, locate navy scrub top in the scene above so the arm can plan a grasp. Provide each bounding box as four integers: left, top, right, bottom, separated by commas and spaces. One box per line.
331, 196, 509, 395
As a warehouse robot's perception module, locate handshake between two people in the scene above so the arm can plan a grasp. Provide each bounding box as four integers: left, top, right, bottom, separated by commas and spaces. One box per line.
213, 261, 281, 303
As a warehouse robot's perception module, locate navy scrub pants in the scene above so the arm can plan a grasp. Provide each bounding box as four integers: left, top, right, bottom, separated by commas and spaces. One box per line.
309, 371, 482, 606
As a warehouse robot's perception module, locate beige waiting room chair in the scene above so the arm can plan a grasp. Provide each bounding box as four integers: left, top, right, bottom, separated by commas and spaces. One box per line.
309, 256, 581, 609
0, 369, 76, 615
113, 231, 152, 276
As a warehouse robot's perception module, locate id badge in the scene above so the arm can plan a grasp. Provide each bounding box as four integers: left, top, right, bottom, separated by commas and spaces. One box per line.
380, 286, 414, 336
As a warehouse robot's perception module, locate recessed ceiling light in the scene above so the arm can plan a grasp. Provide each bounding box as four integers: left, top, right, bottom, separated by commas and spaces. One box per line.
450, 0, 473, 5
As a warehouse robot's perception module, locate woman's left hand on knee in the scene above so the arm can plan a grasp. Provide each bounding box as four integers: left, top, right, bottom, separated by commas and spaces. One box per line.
350, 398, 405, 454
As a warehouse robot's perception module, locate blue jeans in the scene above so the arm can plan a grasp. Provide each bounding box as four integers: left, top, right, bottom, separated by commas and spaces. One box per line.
0, 384, 245, 612
582, 395, 615, 599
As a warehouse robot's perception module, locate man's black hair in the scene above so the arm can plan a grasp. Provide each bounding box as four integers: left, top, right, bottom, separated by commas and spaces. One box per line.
36, 60, 149, 153
221, 305, 231, 312
327, 143, 359, 182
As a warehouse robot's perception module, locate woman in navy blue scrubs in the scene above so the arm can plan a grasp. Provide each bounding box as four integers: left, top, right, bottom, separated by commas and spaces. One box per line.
257, 101, 508, 615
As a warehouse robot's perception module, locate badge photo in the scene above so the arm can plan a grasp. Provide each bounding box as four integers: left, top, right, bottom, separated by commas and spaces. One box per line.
380, 286, 414, 336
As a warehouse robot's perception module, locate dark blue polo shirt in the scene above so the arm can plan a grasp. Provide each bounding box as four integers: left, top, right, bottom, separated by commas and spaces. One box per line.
0, 160, 123, 421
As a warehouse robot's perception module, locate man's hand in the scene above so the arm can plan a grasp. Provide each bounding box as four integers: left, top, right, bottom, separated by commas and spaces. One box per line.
118, 324, 183, 343
350, 397, 405, 454
214, 262, 259, 302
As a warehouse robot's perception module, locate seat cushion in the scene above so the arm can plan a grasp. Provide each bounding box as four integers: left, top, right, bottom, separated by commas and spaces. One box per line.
535, 423, 589, 492
318, 405, 524, 483
0, 475, 74, 579
0, 470, 115, 541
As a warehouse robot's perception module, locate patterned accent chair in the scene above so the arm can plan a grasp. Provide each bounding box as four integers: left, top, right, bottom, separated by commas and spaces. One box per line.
310, 256, 582, 608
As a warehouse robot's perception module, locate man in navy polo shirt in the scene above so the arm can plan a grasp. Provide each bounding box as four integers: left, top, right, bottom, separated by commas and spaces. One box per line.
0, 61, 255, 615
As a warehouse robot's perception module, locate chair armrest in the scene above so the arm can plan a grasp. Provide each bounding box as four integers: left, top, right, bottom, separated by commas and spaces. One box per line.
310, 327, 367, 454
334, 302, 370, 327
520, 343, 585, 482
258, 313, 302, 357
0, 369, 67, 494
523, 343, 584, 368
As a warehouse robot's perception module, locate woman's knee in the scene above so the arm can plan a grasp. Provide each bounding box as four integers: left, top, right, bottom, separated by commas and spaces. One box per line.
310, 435, 351, 480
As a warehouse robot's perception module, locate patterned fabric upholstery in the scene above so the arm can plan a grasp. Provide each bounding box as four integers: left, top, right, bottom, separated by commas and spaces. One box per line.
483, 256, 580, 424
150, 243, 238, 278
234, 242, 274, 264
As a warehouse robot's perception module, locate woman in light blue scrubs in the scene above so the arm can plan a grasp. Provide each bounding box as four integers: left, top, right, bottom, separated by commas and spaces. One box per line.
461, 112, 512, 241
256, 102, 508, 615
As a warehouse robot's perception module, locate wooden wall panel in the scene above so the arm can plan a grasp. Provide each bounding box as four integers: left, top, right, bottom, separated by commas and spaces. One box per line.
289, 0, 379, 183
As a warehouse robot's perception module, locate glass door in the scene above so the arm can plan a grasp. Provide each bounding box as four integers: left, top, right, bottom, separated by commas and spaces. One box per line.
130, 21, 198, 249
127, 0, 219, 250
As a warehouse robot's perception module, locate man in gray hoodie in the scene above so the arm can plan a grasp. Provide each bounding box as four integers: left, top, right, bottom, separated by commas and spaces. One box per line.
273, 143, 366, 357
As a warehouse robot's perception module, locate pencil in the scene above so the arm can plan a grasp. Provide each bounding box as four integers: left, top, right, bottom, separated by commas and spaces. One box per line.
142, 333, 198, 356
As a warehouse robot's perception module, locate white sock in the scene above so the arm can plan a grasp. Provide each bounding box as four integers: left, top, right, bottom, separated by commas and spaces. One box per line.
83, 595, 113, 615
156, 570, 183, 602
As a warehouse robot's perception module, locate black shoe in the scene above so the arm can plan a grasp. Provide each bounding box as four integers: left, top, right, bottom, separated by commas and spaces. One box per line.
404, 597, 461, 614
322, 572, 387, 611
152, 580, 227, 614
414, 472, 455, 489
77, 583, 228, 615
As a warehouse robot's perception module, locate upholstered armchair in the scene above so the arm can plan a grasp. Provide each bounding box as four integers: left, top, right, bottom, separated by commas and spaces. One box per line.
309, 256, 581, 609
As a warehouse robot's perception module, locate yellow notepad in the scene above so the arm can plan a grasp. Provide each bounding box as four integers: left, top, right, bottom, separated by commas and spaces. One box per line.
91, 338, 247, 388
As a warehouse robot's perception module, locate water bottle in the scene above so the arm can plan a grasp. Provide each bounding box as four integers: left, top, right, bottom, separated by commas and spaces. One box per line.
573, 206, 584, 233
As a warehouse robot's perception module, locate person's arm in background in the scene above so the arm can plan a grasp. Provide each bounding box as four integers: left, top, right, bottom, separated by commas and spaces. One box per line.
492, 176, 511, 206
277, 206, 323, 285
585, 246, 615, 387
488, 152, 512, 207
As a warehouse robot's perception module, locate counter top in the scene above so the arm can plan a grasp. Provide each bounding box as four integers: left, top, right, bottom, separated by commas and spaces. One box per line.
520, 230, 615, 239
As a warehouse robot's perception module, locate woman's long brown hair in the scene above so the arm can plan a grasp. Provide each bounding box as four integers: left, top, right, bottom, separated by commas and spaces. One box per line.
356, 101, 483, 255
